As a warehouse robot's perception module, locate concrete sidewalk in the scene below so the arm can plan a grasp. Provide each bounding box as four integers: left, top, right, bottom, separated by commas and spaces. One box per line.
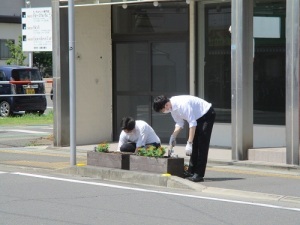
1, 143, 300, 204
54, 142, 299, 173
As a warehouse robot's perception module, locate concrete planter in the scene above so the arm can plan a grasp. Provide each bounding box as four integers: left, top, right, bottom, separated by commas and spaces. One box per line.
129, 155, 184, 177
87, 151, 130, 170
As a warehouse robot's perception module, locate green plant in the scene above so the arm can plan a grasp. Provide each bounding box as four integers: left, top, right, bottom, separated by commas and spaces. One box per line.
136, 145, 166, 158
0, 111, 53, 125
6, 36, 27, 66
33, 52, 52, 77
95, 143, 110, 152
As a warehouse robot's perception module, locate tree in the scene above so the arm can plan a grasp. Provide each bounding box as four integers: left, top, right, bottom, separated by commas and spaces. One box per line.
5, 36, 27, 66
33, 52, 52, 77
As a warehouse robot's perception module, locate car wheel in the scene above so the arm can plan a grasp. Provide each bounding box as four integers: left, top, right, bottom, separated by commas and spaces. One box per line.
38, 110, 45, 115
0, 101, 11, 117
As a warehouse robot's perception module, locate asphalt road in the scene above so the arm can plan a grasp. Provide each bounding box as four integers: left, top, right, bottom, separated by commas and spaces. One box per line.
0, 93, 53, 148
0, 124, 52, 148
1, 170, 300, 225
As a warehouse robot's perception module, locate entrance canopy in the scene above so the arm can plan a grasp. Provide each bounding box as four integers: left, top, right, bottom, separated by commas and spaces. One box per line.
59, 0, 178, 7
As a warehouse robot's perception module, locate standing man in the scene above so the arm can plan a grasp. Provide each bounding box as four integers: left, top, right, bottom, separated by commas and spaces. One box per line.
117, 117, 161, 153
153, 95, 216, 182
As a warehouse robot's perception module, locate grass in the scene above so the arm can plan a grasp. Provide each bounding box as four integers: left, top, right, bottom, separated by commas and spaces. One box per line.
0, 110, 53, 126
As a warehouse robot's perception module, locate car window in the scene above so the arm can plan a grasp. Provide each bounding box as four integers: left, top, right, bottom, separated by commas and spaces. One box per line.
0, 71, 5, 81
12, 69, 41, 81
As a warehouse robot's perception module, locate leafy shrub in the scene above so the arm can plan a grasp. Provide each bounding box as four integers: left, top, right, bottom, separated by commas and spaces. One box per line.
96, 143, 109, 153
136, 145, 166, 158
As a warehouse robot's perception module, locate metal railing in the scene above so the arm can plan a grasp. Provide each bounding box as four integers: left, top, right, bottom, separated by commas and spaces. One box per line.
0, 80, 53, 97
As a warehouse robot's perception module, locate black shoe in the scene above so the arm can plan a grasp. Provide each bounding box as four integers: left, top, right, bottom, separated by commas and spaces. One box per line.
183, 171, 194, 178
187, 173, 204, 182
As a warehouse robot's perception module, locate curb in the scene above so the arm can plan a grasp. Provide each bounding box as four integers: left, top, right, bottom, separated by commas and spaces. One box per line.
54, 165, 300, 204
55, 166, 206, 191
208, 159, 300, 172
203, 187, 300, 204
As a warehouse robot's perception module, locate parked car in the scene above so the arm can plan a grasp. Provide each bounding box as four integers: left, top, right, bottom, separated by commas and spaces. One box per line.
0, 65, 47, 117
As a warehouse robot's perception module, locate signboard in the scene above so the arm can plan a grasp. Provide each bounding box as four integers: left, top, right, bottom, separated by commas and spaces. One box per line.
21, 7, 52, 52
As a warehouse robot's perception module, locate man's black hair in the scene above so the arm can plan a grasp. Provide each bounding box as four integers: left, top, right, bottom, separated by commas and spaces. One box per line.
120, 117, 136, 131
153, 95, 170, 112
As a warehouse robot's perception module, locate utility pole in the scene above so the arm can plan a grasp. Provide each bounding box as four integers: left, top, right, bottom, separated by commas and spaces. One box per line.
24, 0, 33, 67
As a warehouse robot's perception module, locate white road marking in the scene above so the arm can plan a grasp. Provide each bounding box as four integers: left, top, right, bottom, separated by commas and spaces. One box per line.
9, 129, 49, 134
0, 171, 7, 174
12, 172, 300, 212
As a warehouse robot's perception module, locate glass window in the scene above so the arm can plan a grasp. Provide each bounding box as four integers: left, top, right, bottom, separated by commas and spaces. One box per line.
115, 43, 150, 92
0, 71, 5, 81
115, 95, 150, 137
112, 3, 188, 34
253, 0, 286, 125
202, 1, 286, 125
152, 42, 188, 92
12, 69, 41, 81
0, 39, 13, 59
113, 3, 189, 143
203, 4, 231, 123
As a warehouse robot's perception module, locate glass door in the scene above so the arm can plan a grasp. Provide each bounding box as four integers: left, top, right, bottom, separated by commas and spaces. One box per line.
151, 41, 188, 143
112, 3, 189, 143
113, 41, 189, 143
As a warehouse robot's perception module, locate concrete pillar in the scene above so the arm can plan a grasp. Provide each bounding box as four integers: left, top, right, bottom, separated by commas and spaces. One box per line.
231, 0, 253, 160
286, 0, 300, 165
189, 1, 196, 95
52, 0, 62, 146
52, 0, 70, 147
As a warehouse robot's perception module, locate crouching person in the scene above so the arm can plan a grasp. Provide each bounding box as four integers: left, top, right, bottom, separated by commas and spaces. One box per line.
117, 117, 161, 153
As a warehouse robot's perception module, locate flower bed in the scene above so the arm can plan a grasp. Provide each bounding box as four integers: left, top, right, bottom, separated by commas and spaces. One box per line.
87, 144, 184, 177
87, 143, 130, 170
130, 155, 184, 177
87, 151, 130, 170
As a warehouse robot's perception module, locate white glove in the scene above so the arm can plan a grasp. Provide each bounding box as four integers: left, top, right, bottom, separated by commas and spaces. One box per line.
169, 135, 176, 147
185, 142, 193, 156
170, 152, 178, 158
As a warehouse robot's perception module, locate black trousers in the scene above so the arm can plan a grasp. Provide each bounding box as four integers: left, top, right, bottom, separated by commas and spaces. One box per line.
188, 107, 216, 177
120, 142, 161, 153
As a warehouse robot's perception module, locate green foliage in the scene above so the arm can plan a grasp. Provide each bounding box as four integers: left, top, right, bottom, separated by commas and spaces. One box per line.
96, 143, 110, 152
136, 145, 166, 158
33, 52, 52, 77
0, 111, 53, 126
5, 36, 27, 66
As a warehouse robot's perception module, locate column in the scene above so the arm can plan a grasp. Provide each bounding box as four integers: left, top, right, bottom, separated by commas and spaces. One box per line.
286, 0, 300, 165
231, 0, 253, 160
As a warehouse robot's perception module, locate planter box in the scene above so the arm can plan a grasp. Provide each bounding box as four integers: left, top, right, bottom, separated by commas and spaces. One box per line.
130, 155, 184, 177
87, 151, 130, 170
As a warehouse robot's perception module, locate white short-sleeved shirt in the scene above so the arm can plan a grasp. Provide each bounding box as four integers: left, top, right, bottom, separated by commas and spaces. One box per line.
170, 95, 212, 128
117, 120, 161, 151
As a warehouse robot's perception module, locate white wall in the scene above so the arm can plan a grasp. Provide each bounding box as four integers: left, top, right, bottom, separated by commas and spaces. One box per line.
75, 6, 112, 145
0, 0, 51, 15
211, 123, 285, 148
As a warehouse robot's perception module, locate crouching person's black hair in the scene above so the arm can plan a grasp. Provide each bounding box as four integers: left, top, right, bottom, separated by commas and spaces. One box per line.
120, 117, 136, 131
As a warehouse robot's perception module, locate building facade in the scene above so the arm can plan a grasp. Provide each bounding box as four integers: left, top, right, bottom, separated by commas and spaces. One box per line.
53, 0, 300, 165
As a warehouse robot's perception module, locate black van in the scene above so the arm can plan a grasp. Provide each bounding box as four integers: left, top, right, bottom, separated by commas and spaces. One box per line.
0, 65, 47, 117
